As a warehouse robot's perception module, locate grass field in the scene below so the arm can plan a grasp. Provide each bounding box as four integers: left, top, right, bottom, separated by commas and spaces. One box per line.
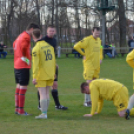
0, 55, 134, 134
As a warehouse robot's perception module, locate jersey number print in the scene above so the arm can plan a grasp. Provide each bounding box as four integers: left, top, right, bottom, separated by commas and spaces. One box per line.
44, 49, 52, 61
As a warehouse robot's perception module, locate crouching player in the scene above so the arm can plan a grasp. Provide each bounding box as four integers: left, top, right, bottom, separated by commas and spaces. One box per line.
80, 79, 134, 117
32, 29, 55, 119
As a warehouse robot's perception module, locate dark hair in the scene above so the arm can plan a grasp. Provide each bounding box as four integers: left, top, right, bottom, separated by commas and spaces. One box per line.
92, 27, 100, 32
26, 23, 39, 30
47, 25, 55, 29
80, 82, 88, 93
32, 29, 41, 39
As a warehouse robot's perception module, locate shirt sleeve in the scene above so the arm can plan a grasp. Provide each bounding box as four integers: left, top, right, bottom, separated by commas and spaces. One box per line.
97, 98, 104, 113
32, 45, 39, 79
21, 36, 30, 57
126, 49, 134, 68
90, 84, 99, 115
73, 39, 87, 56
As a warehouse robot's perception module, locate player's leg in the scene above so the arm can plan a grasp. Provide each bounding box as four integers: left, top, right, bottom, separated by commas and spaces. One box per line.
37, 91, 41, 110
14, 69, 20, 114
46, 86, 50, 110
125, 94, 134, 119
18, 85, 28, 114
2, 51, 7, 58
114, 87, 128, 118
51, 65, 68, 110
18, 69, 30, 115
15, 84, 20, 114
84, 80, 92, 107
83, 65, 94, 107
35, 87, 48, 119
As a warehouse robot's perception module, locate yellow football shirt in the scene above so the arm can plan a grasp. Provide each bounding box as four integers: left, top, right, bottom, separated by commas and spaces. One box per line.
32, 40, 55, 80
74, 35, 102, 69
126, 50, 134, 89
89, 79, 125, 115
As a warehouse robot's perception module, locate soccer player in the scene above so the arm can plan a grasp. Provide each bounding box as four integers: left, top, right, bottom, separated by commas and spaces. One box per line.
74, 27, 103, 107
32, 29, 55, 119
125, 50, 134, 119
13, 23, 39, 115
37, 25, 68, 110
80, 79, 130, 117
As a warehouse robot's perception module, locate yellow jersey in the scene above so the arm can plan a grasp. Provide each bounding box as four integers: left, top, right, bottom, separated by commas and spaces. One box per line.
32, 40, 55, 80
74, 35, 102, 69
126, 50, 134, 89
89, 79, 125, 115
126, 50, 134, 68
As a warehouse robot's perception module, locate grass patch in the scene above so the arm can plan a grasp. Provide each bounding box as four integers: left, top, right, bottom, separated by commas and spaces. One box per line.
0, 55, 133, 134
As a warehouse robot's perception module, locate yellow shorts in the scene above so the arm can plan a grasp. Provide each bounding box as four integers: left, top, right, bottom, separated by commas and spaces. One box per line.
83, 67, 100, 80
113, 86, 128, 112
35, 80, 54, 88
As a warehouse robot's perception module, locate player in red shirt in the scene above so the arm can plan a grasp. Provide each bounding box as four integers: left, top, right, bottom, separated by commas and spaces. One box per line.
13, 23, 39, 115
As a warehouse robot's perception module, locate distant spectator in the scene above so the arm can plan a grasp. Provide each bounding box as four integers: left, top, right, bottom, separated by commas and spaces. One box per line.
128, 36, 134, 52
104, 42, 112, 58
0, 41, 7, 59
109, 42, 119, 57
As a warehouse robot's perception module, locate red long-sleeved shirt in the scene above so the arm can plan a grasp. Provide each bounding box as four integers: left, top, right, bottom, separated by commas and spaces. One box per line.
13, 31, 31, 69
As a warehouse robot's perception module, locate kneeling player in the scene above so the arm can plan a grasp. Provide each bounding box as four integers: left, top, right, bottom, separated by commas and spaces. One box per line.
81, 79, 130, 117
32, 29, 55, 119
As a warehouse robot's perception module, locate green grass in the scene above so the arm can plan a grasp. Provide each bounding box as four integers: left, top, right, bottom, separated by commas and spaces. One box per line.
0, 55, 134, 134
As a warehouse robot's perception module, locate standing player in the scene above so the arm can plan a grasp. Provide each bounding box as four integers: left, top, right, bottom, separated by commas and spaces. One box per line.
32, 29, 55, 119
74, 27, 103, 107
13, 23, 39, 115
125, 50, 134, 119
80, 79, 134, 117
37, 25, 68, 110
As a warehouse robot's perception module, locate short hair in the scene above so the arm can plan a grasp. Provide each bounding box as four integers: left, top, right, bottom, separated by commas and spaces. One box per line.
129, 35, 133, 40
32, 29, 41, 39
26, 23, 39, 30
92, 27, 100, 32
47, 25, 55, 29
80, 82, 88, 93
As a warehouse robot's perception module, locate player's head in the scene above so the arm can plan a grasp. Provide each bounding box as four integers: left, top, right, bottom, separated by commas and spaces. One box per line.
26, 23, 40, 35
32, 29, 42, 42
129, 35, 133, 40
0, 41, 4, 45
80, 82, 90, 94
92, 27, 100, 38
47, 25, 56, 38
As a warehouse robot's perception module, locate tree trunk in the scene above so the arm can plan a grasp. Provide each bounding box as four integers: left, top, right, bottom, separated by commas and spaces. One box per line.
118, 0, 126, 53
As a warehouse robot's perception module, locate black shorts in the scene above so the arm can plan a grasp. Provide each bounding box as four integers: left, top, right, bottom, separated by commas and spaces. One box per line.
54, 66, 58, 81
14, 68, 30, 86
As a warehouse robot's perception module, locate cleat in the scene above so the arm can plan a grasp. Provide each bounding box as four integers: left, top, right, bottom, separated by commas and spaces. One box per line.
18, 112, 31, 116
35, 113, 47, 119
15, 111, 19, 115
125, 109, 130, 120
55, 105, 68, 110
84, 101, 92, 107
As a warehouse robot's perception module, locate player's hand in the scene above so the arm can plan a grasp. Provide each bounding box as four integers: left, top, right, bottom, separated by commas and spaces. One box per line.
83, 56, 86, 60
100, 60, 102, 64
83, 114, 93, 117
32, 79, 37, 85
